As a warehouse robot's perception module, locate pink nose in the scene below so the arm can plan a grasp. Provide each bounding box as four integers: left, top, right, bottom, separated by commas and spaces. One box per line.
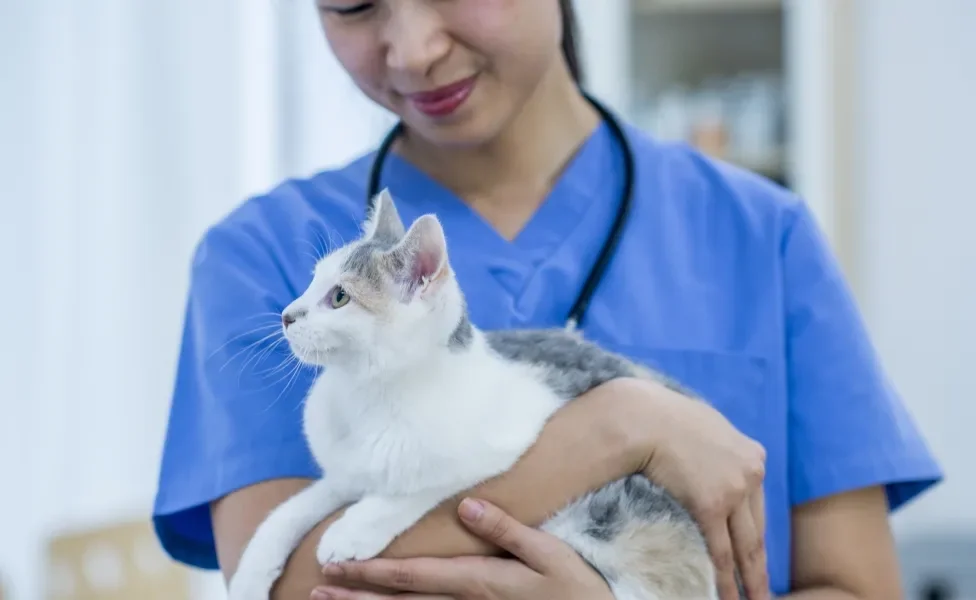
282, 309, 306, 328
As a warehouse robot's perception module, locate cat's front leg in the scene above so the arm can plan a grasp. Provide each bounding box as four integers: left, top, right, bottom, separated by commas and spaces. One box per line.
228, 479, 354, 600
316, 488, 449, 564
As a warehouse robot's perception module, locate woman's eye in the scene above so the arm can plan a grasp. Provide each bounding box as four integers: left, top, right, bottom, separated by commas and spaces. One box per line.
328, 284, 351, 308
318, 2, 375, 17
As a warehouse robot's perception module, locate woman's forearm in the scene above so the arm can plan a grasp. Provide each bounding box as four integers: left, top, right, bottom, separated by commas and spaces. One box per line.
265, 378, 656, 598
780, 590, 861, 600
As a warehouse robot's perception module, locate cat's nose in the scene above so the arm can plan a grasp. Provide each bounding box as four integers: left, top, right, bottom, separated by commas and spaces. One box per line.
282, 308, 307, 328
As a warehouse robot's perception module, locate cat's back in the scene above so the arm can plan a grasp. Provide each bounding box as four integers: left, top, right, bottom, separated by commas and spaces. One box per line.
484, 328, 675, 400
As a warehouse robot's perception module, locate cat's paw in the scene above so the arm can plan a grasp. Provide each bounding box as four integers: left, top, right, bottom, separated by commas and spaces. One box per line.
226, 563, 283, 600
316, 516, 394, 564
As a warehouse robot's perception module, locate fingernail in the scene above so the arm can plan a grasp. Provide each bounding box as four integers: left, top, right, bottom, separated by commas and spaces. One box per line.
459, 498, 485, 521
322, 563, 343, 576
311, 590, 331, 600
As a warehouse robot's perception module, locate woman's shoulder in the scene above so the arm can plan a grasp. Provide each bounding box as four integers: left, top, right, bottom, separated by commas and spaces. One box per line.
190, 153, 377, 276
176, 152, 380, 307
212, 153, 374, 244
625, 124, 807, 240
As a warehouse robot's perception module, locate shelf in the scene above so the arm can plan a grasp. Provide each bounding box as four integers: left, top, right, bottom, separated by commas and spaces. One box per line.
722, 148, 787, 178
634, 0, 782, 15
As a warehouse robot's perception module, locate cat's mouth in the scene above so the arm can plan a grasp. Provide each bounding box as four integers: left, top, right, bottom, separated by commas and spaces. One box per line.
288, 342, 336, 366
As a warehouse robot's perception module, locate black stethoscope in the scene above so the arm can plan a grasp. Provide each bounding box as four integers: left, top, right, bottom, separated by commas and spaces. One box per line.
367, 91, 635, 332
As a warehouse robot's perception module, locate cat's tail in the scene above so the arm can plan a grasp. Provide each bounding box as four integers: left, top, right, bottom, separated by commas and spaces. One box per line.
540, 475, 719, 600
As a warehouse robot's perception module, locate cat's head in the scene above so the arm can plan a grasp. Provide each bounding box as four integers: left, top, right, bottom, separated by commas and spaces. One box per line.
281, 189, 470, 368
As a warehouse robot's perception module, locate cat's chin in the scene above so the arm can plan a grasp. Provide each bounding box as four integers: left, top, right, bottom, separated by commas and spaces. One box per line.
289, 345, 335, 367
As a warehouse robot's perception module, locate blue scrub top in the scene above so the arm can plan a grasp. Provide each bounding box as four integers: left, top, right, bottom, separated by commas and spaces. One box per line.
153, 121, 942, 595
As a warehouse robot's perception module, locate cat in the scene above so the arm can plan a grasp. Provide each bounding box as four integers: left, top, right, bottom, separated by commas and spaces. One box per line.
227, 189, 719, 600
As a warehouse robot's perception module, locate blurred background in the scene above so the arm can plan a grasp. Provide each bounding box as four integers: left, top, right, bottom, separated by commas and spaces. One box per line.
1, 0, 973, 598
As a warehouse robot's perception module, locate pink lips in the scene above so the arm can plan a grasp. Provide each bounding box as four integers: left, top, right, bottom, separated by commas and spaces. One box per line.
406, 75, 478, 118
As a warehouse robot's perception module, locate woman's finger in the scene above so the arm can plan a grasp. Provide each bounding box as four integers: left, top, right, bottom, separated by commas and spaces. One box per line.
457, 497, 563, 573
312, 586, 450, 600
703, 521, 740, 600
750, 485, 767, 543
728, 499, 770, 600
322, 557, 475, 596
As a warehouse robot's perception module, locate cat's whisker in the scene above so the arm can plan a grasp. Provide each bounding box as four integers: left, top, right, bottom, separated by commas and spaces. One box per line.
280, 360, 307, 399
322, 228, 336, 254
300, 237, 324, 263
208, 322, 283, 362
254, 339, 298, 378
243, 311, 287, 321
251, 353, 305, 393
237, 331, 288, 378
218, 328, 285, 372
315, 228, 332, 257
261, 359, 308, 413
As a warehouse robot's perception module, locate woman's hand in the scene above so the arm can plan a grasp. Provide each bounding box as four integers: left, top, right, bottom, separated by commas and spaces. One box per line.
310, 498, 615, 600
624, 377, 770, 600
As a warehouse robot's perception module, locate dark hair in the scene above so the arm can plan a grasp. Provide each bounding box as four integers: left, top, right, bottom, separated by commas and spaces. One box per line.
559, 0, 584, 85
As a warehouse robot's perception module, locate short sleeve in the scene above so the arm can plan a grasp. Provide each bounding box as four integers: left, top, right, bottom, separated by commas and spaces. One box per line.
152, 222, 320, 569
782, 201, 943, 510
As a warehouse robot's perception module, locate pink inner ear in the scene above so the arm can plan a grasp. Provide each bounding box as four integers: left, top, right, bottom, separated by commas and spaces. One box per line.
411, 246, 441, 282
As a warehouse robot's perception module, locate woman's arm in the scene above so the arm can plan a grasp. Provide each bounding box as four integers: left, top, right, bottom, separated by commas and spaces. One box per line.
780, 486, 905, 600
212, 377, 654, 598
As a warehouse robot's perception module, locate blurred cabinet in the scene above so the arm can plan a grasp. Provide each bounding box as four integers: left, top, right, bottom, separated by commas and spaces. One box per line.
574, 0, 857, 261
44, 520, 193, 600
626, 0, 789, 185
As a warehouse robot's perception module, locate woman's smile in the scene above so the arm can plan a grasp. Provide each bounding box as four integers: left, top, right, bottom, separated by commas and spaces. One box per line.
404, 74, 479, 118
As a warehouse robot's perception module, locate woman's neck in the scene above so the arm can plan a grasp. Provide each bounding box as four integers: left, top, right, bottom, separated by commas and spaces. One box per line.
393, 63, 601, 213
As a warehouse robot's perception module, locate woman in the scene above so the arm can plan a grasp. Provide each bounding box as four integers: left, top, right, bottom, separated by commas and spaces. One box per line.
152, 1, 942, 599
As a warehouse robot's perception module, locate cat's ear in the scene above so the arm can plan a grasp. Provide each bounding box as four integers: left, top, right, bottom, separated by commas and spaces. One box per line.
363, 188, 406, 242
386, 214, 450, 298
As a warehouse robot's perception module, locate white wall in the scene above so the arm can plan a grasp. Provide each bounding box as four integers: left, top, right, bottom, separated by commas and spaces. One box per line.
0, 1, 388, 598
856, 0, 976, 536
784, 0, 838, 239
573, 0, 631, 113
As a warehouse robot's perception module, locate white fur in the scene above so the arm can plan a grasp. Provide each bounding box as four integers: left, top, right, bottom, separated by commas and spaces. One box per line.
228, 191, 566, 600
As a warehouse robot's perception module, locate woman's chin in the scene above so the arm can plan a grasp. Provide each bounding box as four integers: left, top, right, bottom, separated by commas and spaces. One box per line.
405, 103, 505, 149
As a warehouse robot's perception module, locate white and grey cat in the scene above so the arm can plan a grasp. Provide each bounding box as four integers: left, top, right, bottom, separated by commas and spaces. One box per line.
228, 189, 718, 600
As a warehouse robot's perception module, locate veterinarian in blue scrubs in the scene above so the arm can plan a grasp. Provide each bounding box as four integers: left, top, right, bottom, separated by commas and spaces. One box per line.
153, 1, 942, 598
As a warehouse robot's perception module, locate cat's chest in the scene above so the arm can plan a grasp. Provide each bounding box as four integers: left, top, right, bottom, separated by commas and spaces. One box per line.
301, 367, 556, 494
304, 382, 463, 481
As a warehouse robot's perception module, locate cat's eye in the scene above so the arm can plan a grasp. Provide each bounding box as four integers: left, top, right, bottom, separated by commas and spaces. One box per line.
328, 284, 351, 309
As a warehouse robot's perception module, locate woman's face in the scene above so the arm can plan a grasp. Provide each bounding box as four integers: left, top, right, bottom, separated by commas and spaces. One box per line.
316, 0, 565, 147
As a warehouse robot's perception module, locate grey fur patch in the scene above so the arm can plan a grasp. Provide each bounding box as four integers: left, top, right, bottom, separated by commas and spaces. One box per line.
484, 328, 692, 399
342, 238, 397, 288
541, 474, 719, 600
575, 475, 698, 544
621, 474, 694, 523
342, 238, 474, 351
584, 488, 624, 541
448, 313, 474, 350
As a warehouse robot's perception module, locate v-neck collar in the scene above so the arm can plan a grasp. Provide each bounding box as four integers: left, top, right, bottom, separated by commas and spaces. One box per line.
379, 121, 613, 266
372, 121, 620, 325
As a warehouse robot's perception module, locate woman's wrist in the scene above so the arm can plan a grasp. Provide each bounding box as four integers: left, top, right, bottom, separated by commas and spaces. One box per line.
584, 376, 681, 476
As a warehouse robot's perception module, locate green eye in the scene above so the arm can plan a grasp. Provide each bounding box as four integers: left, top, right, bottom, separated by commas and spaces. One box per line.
329, 285, 351, 308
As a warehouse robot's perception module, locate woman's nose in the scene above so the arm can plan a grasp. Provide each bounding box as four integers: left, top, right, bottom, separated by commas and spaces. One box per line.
383, 2, 450, 74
